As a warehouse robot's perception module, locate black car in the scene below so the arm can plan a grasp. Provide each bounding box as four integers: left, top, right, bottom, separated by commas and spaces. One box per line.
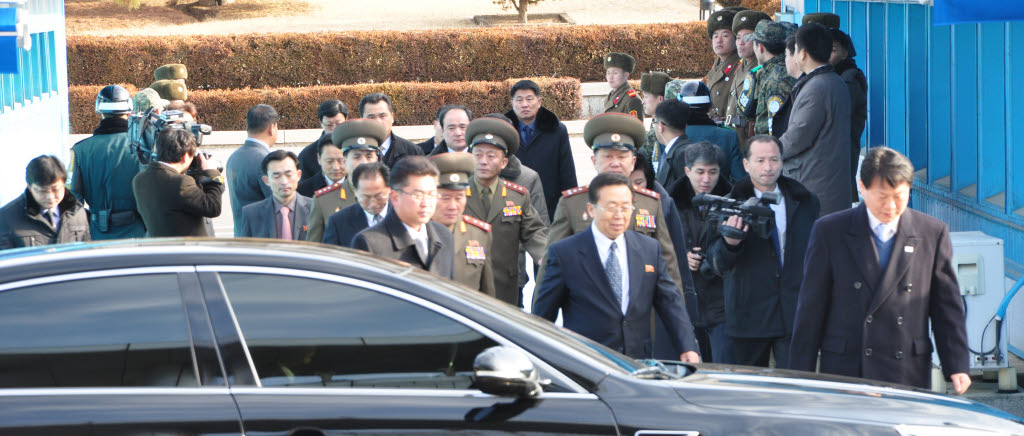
0, 239, 1021, 435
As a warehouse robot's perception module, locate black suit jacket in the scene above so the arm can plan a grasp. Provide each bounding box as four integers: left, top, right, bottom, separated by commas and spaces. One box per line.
789, 205, 969, 389
656, 136, 690, 191
381, 133, 424, 168
297, 172, 329, 198
506, 107, 577, 222
323, 203, 392, 248
351, 212, 454, 279
133, 163, 223, 237
297, 132, 329, 183
533, 228, 698, 359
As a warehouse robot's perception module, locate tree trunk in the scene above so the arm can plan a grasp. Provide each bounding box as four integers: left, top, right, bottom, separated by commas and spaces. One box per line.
517, 0, 528, 23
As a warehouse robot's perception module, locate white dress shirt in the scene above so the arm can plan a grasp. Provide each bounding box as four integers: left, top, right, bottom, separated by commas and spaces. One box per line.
866, 208, 900, 243
363, 202, 389, 227
402, 220, 429, 259
592, 223, 630, 315
754, 184, 787, 264
379, 136, 393, 158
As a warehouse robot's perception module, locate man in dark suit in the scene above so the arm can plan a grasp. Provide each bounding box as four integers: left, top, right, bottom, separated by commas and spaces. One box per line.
352, 156, 453, 279
789, 147, 971, 394
533, 172, 700, 362
227, 104, 279, 236
323, 162, 391, 248
359, 93, 423, 168
653, 99, 691, 191
297, 134, 346, 198
133, 129, 224, 237
426, 105, 472, 155
298, 100, 348, 183
505, 79, 577, 222
238, 150, 312, 240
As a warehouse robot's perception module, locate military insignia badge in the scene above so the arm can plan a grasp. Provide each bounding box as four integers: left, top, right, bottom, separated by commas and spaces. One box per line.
629, 110, 638, 119
466, 242, 486, 261
644, 265, 655, 272
449, 174, 460, 182
767, 96, 783, 115
724, 63, 734, 75
635, 210, 656, 229
357, 137, 366, 145
611, 133, 621, 142
485, 134, 493, 140
502, 201, 522, 217
612, 95, 622, 106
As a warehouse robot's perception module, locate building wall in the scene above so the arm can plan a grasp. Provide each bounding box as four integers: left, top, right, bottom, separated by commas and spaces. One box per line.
798, 0, 1024, 278
0, 0, 69, 204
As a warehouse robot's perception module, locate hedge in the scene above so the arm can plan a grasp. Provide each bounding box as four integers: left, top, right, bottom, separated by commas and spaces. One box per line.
68, 77, 582, 134
68, 22, 716, 89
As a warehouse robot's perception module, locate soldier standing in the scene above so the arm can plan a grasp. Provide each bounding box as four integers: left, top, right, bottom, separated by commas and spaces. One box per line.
465, 118, 548, 307
306, 119, 387, 242
69, 85, 146, 240
430, 152, 496, 297
739, 20, 798, 136
706, 9, 742, 123
725, 10, 772, 146
603, 52, 645, 120
637, 71, 672, 169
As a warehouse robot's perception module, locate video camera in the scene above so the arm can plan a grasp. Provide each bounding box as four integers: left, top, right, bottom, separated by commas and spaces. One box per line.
692, 192, 781, 240
129, 108, 217, 175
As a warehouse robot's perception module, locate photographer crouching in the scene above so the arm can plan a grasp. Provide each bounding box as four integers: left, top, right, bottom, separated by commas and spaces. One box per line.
133, 129, 224, 237
706, 135, 819, 368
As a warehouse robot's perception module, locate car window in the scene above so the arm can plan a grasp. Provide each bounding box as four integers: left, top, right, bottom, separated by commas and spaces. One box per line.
0, 274, 197, 388
220, 273, 500, 390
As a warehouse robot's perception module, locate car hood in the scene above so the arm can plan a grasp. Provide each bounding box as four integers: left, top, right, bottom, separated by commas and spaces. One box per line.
672, 364, 1024, 433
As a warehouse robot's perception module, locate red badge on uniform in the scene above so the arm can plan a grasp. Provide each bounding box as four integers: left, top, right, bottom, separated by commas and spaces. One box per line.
724, 63, 734, 75
629, 110, 638, 119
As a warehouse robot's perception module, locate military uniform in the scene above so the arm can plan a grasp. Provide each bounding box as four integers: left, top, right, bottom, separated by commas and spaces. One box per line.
70, 117, 146, 240
637, 71, 672, 161
305, 118, 388, 243
706, 10, 741, 121
451, 214, 496, 297
464, 117, 548, 306
738, 20, 798, 136
725, 57, 757, 144
305, 178, 357, 243
603, 53, 644, 120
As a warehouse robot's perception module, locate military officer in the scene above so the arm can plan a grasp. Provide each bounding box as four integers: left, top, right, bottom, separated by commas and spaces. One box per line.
725, 10, 772, 146
706, 9, 741, 123
465, 117, 548, 307
306, 119, 387, 242
603, 52, 645, 120
637, 71, 672, 168
544, 113, 686, 297
739, 20, 798, 136
430, 152, 496, 297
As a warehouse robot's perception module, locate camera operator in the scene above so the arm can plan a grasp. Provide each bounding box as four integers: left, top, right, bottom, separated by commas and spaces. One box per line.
133, 129, 224, 237
706, 134, 818, 368
669, 141, 734, 363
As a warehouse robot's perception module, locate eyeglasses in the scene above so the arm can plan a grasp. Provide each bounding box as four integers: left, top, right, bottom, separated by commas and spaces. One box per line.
397, 189, 438, 201
29, 183, 65, 195
594, 204, 635, 215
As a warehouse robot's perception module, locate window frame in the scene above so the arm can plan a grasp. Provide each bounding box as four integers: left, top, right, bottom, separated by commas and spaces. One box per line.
198, 265, 588, 395
0, 266, 210, 390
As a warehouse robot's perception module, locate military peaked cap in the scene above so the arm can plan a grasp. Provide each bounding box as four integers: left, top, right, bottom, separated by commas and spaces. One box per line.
640, 71, 672, 96
430, 152, 475, 189
733, 10, 772, 33
707, 9, 738, 39
466, 117, 520, 156
154, 64, 188, 81
332, 119, 388, 153
802, 12, 840, 29
584, 113, 646, 152
603, 52, 636, 73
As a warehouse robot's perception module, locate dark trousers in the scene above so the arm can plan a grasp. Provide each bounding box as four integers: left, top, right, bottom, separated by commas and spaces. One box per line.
707, 323, 735, 364
732, 336, 790, 368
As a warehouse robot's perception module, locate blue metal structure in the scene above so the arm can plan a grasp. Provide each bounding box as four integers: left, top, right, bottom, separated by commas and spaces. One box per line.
787, 0, 1024, 280
0, 0, 69, 204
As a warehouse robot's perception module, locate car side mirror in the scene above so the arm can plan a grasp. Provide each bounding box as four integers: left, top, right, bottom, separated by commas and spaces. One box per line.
472, 346, 550, 398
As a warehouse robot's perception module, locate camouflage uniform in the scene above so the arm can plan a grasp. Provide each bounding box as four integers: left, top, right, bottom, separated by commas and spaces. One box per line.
751, 56, 795, 136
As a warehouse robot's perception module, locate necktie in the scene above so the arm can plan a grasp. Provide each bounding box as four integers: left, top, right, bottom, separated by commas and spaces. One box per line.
481, 186, 492, 216
280, 206, 292, 240
43, 209, 53, 225
606, 241, 623, 310
657, 151, 668, 177
415, 237, 428, 262
876, 224, 891, 243
769, 226, 783, 268
372, 214, 382, 226
520, 125, 532, 150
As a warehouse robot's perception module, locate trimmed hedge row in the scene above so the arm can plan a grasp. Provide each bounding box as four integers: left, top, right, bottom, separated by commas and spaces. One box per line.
68, 22, 715, 89
69, 77, 582, 134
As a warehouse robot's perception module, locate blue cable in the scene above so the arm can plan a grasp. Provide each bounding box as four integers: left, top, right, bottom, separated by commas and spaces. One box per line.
996, 275, 1024, 320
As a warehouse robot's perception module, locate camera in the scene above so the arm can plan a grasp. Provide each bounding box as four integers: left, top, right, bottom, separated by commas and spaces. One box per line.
129, 108, 218, 175
692, 192, 780, 240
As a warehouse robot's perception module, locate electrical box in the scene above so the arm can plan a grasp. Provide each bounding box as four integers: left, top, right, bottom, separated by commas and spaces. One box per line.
932, 232, 1007, 370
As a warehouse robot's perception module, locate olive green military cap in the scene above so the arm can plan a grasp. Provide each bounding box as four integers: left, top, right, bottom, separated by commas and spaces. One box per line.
802, 12, 840, 29
430, 152, 476, 190
466, 117, 520, 156
584, 113, 646, 152
640, 71, 672, 96
154, 64, 188, 81
743, 19, 796, 45
603, 52, 636, 74
132, 88, 169, 114
733, 10, 772, 33
149, 79, 188, 101
707, 9, 738, 39
332, 119, 388, 153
